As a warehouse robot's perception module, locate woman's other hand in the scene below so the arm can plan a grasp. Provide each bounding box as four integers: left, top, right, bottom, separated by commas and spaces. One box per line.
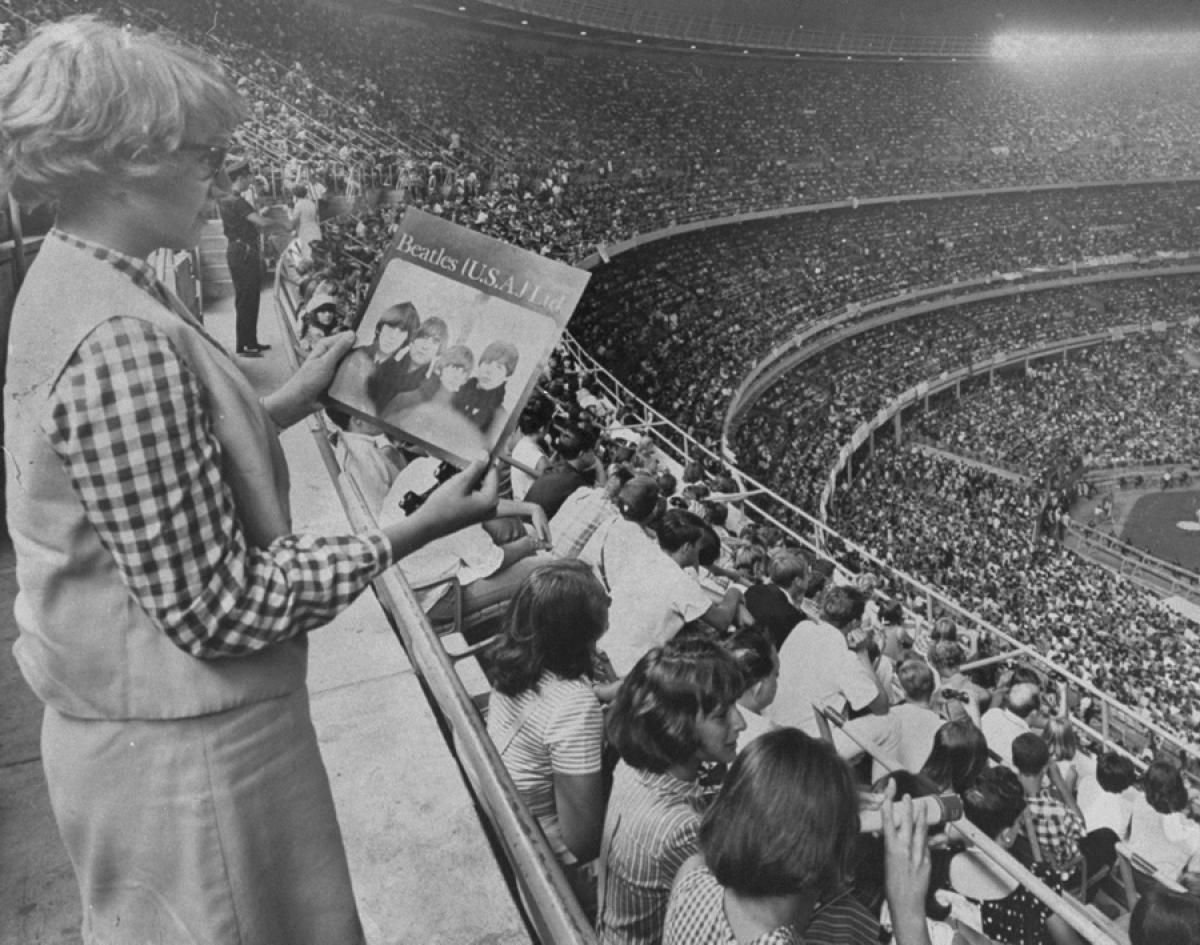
263, 331, 356, 428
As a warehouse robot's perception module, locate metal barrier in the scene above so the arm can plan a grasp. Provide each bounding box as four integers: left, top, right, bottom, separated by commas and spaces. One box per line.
273, 259, 598, 945
825, 707, 1129, 945
557, 323, 1200, 773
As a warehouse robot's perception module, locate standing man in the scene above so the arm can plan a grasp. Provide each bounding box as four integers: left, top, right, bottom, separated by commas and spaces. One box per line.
219, 158, 285, 357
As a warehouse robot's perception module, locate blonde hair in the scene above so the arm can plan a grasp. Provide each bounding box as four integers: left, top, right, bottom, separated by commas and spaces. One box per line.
0, 16, 246, 206
1042, 716, 1078, 762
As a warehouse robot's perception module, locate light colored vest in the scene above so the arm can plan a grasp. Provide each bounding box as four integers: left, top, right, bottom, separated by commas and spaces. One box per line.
5, 235, 307, 720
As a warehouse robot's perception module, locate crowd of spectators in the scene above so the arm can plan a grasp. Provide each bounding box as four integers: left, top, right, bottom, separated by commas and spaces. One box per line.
278, 183, 1200, 470
572, 184, 1200, 444
734, 276, 1200, 511
7, 0, 1200, 713
10, 1, 1200, 937
11, 0, 1200, 260
347, 363, 1199, 938
150, 0, 1200, 244
910, 333, 1200, 475
398, 407, 1200, 940
829, 438, 1200, 742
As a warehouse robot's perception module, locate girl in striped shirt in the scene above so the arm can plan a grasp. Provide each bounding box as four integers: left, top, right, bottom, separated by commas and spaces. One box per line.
487, 560, 611, 911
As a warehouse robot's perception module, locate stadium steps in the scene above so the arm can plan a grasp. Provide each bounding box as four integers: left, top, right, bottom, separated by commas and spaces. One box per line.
198, 219, 232, 302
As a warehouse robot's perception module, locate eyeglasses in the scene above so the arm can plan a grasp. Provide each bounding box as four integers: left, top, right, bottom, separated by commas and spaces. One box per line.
176, 143, 229, 179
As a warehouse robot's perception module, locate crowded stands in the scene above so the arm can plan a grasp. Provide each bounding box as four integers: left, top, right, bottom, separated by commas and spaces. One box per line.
736, 277, 1200, 509
6, 1, 1200, 943
908, 336, 1200, 474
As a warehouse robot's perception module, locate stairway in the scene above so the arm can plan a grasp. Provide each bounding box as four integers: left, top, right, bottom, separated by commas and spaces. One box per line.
198, 218, 232, 303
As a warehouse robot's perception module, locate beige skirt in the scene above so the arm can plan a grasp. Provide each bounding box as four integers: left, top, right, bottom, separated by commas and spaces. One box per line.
42, 690, 364, 945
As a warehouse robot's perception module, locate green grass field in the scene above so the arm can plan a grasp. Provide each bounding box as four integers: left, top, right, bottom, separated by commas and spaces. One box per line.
1122, 490, 1200, 573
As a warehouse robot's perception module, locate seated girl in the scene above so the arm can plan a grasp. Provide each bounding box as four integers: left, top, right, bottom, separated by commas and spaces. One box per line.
597, 637, 747, 945
1128, 759, 1200, 885
1130, 884, 1200, 945
298, 297, 342, 351
664, 727, 883, 945
486, 560, 609, 911
917, 720, 990, 796
1042, 718, 1093, 800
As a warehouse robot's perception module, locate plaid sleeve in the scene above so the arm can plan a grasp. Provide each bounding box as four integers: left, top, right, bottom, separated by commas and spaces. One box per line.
45, 317, 393, 659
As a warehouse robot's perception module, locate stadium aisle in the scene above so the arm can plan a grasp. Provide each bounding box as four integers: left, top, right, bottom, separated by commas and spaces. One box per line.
0, 288, 531, 945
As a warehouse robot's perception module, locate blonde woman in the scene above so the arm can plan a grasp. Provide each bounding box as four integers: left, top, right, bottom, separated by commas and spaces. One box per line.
0, 19, 497, 944
1042, 717, 1093, 799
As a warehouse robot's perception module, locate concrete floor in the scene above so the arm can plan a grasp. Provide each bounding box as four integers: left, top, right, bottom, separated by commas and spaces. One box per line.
0, 289, 531, 945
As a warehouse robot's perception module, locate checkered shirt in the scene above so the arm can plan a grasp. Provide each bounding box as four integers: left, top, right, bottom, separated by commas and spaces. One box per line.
1026, 788, 1086, 876
43, 230, 392, 658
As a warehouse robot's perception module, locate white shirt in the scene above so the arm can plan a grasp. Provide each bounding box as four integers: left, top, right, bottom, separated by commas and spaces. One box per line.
889, 702, 945, 773
598, 520, 711, 676
827, 698, 937, 785
510, 435, 546, 500
980, 707, 1030, 769
767, 618, 881, 737
1076, 775, 1134, 837
1128, 795, 1200, 879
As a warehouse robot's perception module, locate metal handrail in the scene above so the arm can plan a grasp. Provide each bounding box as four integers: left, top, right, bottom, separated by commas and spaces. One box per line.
824, 707, 1127, 945
557, 321, 1200, 766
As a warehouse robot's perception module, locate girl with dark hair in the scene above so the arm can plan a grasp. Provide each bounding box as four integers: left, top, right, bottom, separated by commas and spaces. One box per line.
665, 727, 885, 945
1129, 884, 1200, 945
921, 720, 991, 795
598, 637, 747, 945
486, 560, 610, 876
1128, 759, 1200, 881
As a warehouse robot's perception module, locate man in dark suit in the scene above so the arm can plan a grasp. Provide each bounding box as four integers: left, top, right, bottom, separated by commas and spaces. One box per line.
218, 159, 287, 356
743, 552, 809, 650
